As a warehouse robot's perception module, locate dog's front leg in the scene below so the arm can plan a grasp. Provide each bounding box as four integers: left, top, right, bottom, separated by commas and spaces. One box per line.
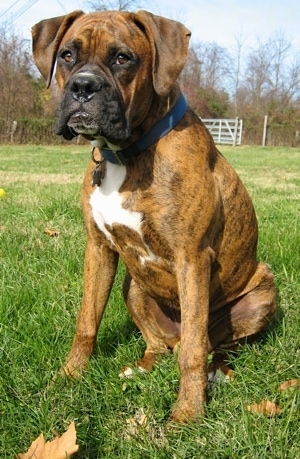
171, 248, 212, 422
62, 240, 119, 377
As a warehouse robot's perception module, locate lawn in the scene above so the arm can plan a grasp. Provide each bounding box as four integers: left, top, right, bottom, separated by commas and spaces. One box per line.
0, 144, 299, 458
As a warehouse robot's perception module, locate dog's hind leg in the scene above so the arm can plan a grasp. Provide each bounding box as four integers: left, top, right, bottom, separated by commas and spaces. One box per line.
208, 262, 277, 350
122, 272, 180, 375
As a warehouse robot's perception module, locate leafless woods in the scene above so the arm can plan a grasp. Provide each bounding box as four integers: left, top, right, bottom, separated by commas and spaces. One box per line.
0, 18, 299, 145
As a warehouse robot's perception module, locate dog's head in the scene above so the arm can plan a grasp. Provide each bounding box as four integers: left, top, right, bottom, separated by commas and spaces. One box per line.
32, 10, 190, 145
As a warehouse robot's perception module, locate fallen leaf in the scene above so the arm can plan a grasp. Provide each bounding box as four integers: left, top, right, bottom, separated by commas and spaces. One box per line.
18, 433, 45, 459
18, 421, 79, 459
247, 400, 282, 417
278, 379, 300, 392
44, 228, 60, 237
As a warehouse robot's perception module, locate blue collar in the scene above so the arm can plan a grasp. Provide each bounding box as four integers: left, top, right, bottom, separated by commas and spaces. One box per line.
100, 92, 187, 165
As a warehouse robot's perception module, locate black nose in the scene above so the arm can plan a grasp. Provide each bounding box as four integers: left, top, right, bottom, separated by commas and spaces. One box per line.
69, 73, 100, 103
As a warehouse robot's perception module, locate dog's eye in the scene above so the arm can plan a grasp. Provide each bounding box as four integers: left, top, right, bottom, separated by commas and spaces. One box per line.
61, 50, 74, 64
116, 54, 130, 65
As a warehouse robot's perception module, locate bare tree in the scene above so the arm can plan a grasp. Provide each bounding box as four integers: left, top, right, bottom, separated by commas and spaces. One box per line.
244, 40, 271, 110
269, 32, 300, 105
286, 54, 300, 103
0, 23, 36, 123
231, 32, 248, 117
179, 42, 231, 117
84, 0, 143, 11
243, 32, 300, 114
193, 42, 232, 92
179, 47, 201, 100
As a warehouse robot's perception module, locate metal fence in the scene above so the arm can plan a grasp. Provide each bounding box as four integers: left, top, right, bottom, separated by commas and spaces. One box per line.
201, 117, 243, 146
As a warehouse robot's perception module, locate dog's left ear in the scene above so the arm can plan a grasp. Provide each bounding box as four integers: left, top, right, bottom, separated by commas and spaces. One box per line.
134, 10, 191, 96
32, 10, 84, 88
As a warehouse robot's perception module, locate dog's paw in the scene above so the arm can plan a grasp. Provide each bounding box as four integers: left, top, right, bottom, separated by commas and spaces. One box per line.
119, 365, 148, 379
207, 352, 234, 389
208, 368, 231, 389
119, 366, 135, 379
60, 351, 90, 379
171, 402, 205, 423
60, 362, 83, 379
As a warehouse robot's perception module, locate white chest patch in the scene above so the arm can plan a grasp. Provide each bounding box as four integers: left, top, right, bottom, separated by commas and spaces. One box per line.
90, 162, 143, 244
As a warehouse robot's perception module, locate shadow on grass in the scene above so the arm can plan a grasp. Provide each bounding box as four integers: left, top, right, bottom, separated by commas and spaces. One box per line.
95, 315, 139, 358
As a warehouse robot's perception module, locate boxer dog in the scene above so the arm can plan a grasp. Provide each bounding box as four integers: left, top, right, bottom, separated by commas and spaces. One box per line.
32, 10, 276, 422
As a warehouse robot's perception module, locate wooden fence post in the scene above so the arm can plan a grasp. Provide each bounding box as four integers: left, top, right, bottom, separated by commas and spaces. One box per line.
10, 121, 17, 143
262, 115, 268, 146
233, 117, 239, 146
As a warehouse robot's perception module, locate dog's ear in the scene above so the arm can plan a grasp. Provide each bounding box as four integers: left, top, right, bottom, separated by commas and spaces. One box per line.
32, 10, 84, 88
134, 10, 191, 96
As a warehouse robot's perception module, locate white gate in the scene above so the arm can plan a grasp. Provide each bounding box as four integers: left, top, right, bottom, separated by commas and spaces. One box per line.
201, 118, 243, 145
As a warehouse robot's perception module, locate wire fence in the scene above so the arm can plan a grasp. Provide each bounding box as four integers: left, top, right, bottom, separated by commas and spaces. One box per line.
0, 118, 299, 147
0, 119, 87, 145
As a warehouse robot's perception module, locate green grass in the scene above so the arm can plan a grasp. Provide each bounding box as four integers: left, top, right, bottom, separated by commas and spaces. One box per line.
0, 144, 299, 458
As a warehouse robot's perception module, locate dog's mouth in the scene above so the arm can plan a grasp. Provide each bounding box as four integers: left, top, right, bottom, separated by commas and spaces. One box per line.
55, 100, 132, 141
67, 111, 99, 136
55, 109, 100, 140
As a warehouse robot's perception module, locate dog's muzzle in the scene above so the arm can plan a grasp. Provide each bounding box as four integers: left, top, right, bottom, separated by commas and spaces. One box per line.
55, 71, 130, 142
65, 72, 104, 137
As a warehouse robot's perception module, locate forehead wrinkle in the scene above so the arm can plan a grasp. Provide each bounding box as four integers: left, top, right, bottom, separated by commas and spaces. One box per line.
61, 12, 148, 67
68, 26, 110, 62
69, 12, 144, 47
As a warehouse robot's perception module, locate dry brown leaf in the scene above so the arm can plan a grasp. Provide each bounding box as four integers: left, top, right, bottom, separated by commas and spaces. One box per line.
278, 379, 300, 392
18, 433, 45, 459
247, 399, 282, 417
18, 421, 79, 459
44, 228, 60, 237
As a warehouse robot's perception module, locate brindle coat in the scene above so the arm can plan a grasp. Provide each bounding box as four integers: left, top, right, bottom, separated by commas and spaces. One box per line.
32, 10, 276, 422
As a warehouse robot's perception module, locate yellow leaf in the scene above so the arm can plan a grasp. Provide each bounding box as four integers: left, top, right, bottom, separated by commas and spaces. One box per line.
18, 433, 45, 459
278, 379, 300, 392
18, 422, 79, 459
247, 399, 282, 417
